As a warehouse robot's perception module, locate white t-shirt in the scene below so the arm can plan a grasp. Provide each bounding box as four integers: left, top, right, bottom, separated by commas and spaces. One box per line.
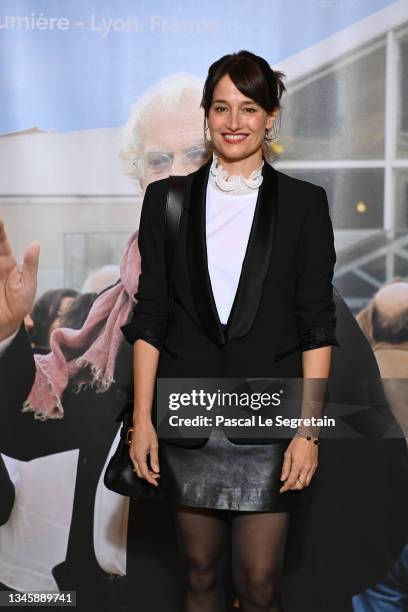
206, 181, 258, 325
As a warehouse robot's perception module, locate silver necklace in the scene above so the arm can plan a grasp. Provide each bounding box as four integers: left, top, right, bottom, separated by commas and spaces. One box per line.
209, 152, 264, 195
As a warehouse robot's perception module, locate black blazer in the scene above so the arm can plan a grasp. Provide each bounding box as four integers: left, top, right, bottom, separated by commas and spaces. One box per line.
122, 156, 339, 446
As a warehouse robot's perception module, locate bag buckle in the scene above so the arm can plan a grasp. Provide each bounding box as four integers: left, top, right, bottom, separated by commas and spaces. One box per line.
125, 428, 133, 445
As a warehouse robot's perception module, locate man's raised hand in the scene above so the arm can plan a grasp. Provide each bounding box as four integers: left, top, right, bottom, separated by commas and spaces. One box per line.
0, 218, 40, 341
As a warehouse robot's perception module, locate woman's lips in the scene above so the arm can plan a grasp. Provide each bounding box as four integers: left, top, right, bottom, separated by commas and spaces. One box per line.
222, 134, 248, 144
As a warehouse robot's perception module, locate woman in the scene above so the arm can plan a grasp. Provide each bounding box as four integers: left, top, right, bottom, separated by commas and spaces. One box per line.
122, 50, 339, 612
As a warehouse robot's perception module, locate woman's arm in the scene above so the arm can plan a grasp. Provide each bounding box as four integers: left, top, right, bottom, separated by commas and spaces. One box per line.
122, 179, 170, 486
133, 340, 160, 423
280, 186, 337, 493
121, 180, 169, 349
295, 187, 337, 439
279, 350, 330, 493
130, 339, 161, 486
294, 186, 339, 353
302, 345, 331, 378
297, 346, 332, 436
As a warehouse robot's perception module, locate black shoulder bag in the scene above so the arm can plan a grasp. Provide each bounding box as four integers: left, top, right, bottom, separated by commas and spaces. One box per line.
104, 176, 186, 499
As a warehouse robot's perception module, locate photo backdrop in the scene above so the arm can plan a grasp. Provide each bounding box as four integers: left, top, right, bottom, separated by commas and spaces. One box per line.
0, 1, 407, 609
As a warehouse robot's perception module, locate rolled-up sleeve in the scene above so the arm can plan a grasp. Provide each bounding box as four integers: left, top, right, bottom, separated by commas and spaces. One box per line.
295, 186, 340, 352
121, 180, 169, 350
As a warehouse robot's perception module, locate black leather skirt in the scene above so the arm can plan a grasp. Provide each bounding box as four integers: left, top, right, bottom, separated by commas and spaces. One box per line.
159, 428, 310, 512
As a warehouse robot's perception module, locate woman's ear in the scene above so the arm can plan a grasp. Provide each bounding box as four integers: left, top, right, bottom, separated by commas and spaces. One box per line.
266, 108, 279, 130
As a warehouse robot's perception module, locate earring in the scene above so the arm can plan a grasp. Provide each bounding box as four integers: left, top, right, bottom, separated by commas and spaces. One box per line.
264, 128, 274, 143
204, 122, 212, 143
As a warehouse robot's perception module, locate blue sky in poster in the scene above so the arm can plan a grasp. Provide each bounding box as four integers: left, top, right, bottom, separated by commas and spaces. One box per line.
0, 0, 398, 133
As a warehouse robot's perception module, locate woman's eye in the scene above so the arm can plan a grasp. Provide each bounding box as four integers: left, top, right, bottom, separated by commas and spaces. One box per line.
215, 106, 226, 112
245, 107, 256, 113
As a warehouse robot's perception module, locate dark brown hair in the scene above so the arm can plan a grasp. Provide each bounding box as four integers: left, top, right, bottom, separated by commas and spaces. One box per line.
200, 51, 286, 117
200, 50, 286, 157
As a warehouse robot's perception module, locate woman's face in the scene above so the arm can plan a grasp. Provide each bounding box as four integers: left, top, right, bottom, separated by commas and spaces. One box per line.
207, 74, 276, 169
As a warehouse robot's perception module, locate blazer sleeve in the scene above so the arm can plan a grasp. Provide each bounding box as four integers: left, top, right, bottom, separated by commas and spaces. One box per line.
121, 179, 169, 350
294, 186, 340, 352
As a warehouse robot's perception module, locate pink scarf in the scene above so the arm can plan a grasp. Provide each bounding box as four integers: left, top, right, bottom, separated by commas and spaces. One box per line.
22, 231, 141, 420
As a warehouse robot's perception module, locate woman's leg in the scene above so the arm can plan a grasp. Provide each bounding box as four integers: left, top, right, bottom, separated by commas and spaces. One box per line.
231, 511, 289, 612
174, 505, 230, 612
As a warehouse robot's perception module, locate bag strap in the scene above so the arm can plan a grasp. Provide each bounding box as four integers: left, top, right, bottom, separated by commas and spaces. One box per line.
165, 175, 186, 290
162, 175, 186, 346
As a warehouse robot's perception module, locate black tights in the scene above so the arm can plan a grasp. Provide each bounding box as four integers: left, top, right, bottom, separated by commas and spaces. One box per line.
174, 506, 289, 612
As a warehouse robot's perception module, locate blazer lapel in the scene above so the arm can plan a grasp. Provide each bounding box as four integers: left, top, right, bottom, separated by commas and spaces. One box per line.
186, 157, 278, 346
187, 158, 225, 345
227, 160, 278, 341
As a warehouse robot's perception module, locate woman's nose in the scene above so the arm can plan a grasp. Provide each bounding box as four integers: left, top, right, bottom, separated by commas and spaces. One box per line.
227, 110, 241, 131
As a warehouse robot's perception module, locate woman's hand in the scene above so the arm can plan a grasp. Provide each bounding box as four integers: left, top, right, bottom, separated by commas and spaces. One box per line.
0, 218, 40, 340
279, 436, 318, 493
129, 418, 160, 487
